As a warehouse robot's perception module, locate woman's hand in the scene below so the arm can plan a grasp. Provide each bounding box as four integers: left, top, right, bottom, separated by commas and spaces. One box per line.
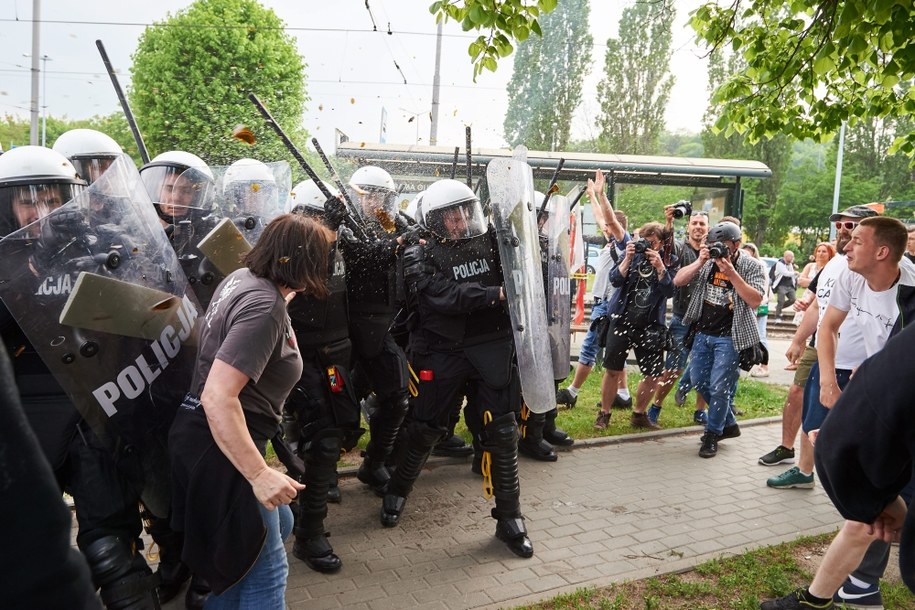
249, 466, 305, 510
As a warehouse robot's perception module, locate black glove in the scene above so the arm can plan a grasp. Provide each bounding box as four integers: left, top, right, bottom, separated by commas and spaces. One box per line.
402, 244, 433, 285
324, 195, 348, 230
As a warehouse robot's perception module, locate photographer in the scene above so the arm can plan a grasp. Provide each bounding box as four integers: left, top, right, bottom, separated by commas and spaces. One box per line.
674, 221, 765, 458
593, 221, 679, 430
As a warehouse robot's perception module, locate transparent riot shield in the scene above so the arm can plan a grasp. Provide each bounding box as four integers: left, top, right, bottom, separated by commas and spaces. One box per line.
485, 147, 554, 414
0, 155, 202, 518
142, 165, 226, 308
213, 159, 291, 246
546, 193, 571, 381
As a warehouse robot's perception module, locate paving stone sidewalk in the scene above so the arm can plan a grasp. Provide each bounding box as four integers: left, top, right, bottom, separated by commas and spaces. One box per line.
275, 419, 841, 610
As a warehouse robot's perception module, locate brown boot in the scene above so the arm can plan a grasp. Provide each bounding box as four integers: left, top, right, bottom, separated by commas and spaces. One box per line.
631, 411, 660, 430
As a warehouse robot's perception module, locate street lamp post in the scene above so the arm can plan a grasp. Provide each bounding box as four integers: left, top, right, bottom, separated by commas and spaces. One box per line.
40, 55, 51, 146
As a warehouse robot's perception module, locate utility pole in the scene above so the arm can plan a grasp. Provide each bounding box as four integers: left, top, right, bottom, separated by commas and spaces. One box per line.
829, 122, 846, 242
41, 55, 51, 146
29, 0, 41, 145
430, 21, 443, 146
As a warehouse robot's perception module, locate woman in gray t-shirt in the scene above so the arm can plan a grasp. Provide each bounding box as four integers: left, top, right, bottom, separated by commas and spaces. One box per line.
169, 213, 332, 605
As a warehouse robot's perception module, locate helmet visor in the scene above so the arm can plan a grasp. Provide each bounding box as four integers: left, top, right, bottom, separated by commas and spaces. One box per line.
0, 182, 84, 237
141, 165, 215, 219
71, 155, 119, 186
349, 184, 397, 229
424, 199, 487, 241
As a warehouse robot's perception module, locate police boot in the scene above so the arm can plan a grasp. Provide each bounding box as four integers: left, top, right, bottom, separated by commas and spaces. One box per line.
184, 574, 211, 610
145, 514, 189, 604
517, 405, 557, 462
432, 434, 474, 458
543, 407, 574, 448
292, 429, 344, 573
480, 413, 534, 559
381, 421, 445, 528
84, 535, 161, 610
359, 395, 409, 495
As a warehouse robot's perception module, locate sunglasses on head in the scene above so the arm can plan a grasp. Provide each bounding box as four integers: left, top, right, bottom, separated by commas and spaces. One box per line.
835, 221, 858, 230
690, 211, 709, 216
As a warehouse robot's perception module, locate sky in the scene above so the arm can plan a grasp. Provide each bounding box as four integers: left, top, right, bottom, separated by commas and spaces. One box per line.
1, 0, 710, 152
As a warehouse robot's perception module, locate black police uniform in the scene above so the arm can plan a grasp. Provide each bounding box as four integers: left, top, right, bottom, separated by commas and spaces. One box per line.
380, 227, 533, 558
285, 243, 361, 573
340, 216, 411, 494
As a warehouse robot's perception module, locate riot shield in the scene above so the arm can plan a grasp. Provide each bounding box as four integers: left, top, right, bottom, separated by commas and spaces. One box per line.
485, 147, 554, 414
0, 155, 202, 518
213, 160, 291, 245
546, 193, 571, 381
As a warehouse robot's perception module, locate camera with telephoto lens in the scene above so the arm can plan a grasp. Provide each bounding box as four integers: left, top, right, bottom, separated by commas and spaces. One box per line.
632, 238, 650, 254
707, 241, 729, 259
671, 200, 692, 219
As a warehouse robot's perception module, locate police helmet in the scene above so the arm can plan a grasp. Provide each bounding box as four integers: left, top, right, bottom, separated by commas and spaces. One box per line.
140, 150, 215, 223
287, 179, 337, 215
0, 146, 86, 237
419, 179, 486, 241
707, 221, 742, 243
348, 165, 397, 225
221, 158, 278, 217
52, 129, 124, 185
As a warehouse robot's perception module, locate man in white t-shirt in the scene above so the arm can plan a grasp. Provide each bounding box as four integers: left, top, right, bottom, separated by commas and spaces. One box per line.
761, 214, 915, 610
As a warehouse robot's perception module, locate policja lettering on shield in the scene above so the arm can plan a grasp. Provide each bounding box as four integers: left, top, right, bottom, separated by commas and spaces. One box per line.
452, 257, 490, 280
92, 295, 198, 416
34, 273, 74, 296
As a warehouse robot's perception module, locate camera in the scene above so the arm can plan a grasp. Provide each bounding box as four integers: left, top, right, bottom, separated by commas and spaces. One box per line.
671, 200, 692, 219
632, 238, 650, 254
708, 241, 729, 259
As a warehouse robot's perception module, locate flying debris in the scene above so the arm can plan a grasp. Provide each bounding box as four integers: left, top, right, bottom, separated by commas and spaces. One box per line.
232, 124, 256, 145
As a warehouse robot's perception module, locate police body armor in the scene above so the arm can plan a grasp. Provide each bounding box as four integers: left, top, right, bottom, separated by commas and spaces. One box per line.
414, 228, 511, 351
288, 243, 351, 365
342, 215, 408, 360
0, 156, 201, 518
169, 213, 224, 309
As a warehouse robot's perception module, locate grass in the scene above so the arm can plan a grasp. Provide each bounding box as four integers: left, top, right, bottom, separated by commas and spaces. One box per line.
512, 532, 915, 609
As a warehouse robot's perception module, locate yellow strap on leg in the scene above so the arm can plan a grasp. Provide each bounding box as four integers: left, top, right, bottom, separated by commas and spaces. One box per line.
481, 410, 494, 500
140, 510, 159, 562
407, 362, 419, 397
519, 402, 530, 439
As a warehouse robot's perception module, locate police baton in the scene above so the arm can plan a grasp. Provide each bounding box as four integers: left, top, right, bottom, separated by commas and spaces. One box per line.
538, 158, 565, 218
96, 40, 150, 164
247, 93, 369, 240
310, 137, 373, 237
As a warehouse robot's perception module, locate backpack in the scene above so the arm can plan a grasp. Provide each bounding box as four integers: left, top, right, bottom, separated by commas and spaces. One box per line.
769, 259, 780, 284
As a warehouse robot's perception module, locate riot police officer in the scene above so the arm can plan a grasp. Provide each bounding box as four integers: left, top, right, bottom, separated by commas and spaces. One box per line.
383, 178, 534, 559
0, 146, 160, 608
338, 166, 412, 498
282, 180, 363, 573
52, 128, 124, 185
219, 157, 283, 246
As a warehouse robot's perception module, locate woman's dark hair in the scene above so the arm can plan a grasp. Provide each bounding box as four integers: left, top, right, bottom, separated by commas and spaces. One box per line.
244, 213, 332, 298
638, 221, 671, 242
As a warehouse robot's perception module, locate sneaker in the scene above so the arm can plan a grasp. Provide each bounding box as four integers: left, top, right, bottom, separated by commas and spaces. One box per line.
693, 410, 708, 425
631, 411, 660, 430
767, 466, 815, 489
674, 387, 688, 407
612, 393, 632, 409
593, 410, 610, 430
760, 587, 834, 609
833, 578, 883, 609
556, 388, 577, 408
646, 404, 662, 425
698, 432, 718, 458
759, 445, 796, 467
717, 423, 741, 440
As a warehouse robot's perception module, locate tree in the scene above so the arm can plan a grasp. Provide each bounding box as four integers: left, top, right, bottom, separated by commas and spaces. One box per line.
430, 0, 558, 80
596, 0, 676, 154
502, 0, 591, 150
702, 47, 792, 248
129, 0, 307, 166
691, 1, 915, 159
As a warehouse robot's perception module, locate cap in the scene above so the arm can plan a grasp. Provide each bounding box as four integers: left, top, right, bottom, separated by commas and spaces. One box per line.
829, 205, 879, 221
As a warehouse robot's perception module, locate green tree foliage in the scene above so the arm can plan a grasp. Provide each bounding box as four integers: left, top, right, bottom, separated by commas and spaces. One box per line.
596, 0, 676, 154
702, 47, 792, 248
129, 0, 307, 166
691, 0, 915, 159
502, 0, 591, 150
1, 113, 142, 165
429, 0, 558, 80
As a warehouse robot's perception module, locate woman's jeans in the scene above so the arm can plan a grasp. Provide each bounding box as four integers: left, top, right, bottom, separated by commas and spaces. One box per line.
205, 503, 294, 609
